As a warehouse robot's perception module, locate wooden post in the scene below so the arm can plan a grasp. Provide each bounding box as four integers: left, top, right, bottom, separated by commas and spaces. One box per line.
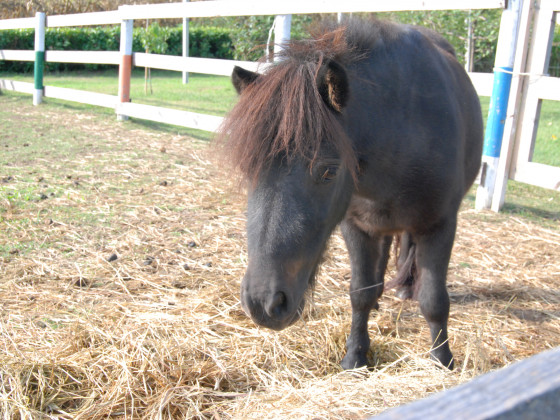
273, 14, 292, 59
33, 12, 46, 106
475, 0, 523, 210
372, 347, 560, 420
182, 0, 190, 84
117, 18, 133, 121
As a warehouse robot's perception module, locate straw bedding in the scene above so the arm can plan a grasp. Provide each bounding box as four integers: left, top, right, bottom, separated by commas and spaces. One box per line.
1, 96, 559, 419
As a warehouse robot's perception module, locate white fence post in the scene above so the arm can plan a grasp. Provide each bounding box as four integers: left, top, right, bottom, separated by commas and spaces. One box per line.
182, 0, 190, 84
117, 18, 133, 121
33, 12, 46, 106
273, 14, 292, 58
475, 0, 523, 210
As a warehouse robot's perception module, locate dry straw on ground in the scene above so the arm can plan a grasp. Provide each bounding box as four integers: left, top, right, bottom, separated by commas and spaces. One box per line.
1, 94, 559, 419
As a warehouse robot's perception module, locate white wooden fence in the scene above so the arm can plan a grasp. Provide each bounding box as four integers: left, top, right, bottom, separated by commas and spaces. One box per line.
0, 0, 503, 129
2, 0, 558, 208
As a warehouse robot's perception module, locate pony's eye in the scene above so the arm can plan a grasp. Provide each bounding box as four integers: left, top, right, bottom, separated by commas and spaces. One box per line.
320, 166, 339, 183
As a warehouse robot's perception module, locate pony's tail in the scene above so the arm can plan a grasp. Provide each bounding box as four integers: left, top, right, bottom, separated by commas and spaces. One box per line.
385, 234, 418, 300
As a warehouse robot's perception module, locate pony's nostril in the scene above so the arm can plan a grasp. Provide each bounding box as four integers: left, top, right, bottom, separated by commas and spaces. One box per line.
265, 291, 289, 319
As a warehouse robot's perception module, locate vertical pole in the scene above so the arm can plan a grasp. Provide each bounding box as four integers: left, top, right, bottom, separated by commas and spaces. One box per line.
33, 12, 46, 106
465, 11, 474, 73
182, 0, 189, 84
273, 14, 292, 60
475, 0, 523, 210
117, 18, 133, 121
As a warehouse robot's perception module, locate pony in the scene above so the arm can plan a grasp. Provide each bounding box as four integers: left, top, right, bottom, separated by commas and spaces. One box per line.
220, 19, 483, 369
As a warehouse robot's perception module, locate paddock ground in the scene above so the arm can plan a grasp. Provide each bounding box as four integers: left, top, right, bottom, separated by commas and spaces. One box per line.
1, 92, 559, 419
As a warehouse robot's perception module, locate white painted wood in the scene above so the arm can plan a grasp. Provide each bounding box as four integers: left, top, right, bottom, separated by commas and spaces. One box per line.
0, 79, 35, 94
45, 51, 120, 65
133, 53, 268, 76
467, 72, 494, 97
116, 102, 223, 132
531, 76, 560, 101
120, 20, 134, 55
182, 0, 190, 84
0, 17, 35, 30
0, 50, 35, 61
274, 15, 292, 57
43, 86, 118, 108
512, 162, 560, 191
118, 0, 505, 20
46, 11, 121, 28
509, 0, 558, 192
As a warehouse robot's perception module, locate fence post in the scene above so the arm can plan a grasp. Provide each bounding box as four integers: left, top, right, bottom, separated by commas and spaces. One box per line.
182, 0, 189, 84
117, 18, 133, 121
475, 0, 523, 210
33, 12, 46, 106
274, 14, 292, 58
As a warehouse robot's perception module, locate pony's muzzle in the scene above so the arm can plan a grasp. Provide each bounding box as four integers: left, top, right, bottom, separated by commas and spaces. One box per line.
240, 278, 301, 331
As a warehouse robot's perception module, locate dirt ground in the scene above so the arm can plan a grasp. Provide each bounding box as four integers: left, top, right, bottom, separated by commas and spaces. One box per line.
1, 92, 559, 419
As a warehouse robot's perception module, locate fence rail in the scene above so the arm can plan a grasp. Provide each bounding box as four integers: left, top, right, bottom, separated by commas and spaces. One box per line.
372, 347, 560, 420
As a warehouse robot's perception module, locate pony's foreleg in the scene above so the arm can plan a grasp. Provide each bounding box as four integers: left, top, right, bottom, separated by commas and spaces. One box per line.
340, 220, 392, 369
415, 217, 457, 369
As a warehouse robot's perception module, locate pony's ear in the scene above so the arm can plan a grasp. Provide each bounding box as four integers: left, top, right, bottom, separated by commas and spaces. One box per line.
316, 59, 349, 112
232, 66, 259, 94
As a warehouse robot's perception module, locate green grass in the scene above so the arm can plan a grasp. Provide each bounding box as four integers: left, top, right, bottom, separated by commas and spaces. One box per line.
1, 70, 559, 222
2, 70, 559, 165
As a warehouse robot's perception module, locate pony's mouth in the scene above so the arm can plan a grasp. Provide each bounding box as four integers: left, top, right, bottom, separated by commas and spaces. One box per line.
240, 278, 309, 331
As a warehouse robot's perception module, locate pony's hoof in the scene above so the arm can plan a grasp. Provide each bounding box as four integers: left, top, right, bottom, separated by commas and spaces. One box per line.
341, 353, 368, 370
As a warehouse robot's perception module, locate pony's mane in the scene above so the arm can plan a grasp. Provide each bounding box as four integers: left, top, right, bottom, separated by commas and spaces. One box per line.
218, 21, 387, 182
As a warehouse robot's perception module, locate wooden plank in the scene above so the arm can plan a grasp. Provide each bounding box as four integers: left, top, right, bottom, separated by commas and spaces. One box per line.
45, 50, 120, 65
0, 17, 35, 30
467, 72, 493, 97
0, 50, 35, 61
133, 53, 267, 76
373, 347, 560, 420
531, 76, 560, 101
119, 0, 505, 20
46, 10, 121, 27
43, 86, 118, 109
116, 102, 223, 132
510, 0, 558, 189
0, 79, 34, 94
512, 162, 560, 191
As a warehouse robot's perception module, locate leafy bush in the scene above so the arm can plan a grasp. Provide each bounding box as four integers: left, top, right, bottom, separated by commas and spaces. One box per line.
0, 25, 236, 73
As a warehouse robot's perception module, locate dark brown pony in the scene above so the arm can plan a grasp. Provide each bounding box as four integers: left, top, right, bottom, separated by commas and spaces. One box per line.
220, 19, 483, 369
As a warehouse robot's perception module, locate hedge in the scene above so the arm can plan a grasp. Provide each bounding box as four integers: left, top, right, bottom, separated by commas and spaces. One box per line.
0, 25, 235, 73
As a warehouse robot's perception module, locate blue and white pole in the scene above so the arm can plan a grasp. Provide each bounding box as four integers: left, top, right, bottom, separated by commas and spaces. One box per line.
475, 0, 523, 210
33, 12, 46, 106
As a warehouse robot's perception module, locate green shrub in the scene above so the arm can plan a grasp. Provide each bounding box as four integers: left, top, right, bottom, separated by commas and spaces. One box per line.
0, 25, 236, 73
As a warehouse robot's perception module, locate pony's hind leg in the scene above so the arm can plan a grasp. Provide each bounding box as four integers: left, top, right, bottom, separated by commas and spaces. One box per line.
415, 217, 457, 369
340, 219, 392, 369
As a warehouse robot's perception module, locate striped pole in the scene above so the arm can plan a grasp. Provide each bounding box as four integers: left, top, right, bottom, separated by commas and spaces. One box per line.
475, 0, 523, 210
117, 18, 133, 121
182, 0, 189, 84
33, 12, 46, 106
